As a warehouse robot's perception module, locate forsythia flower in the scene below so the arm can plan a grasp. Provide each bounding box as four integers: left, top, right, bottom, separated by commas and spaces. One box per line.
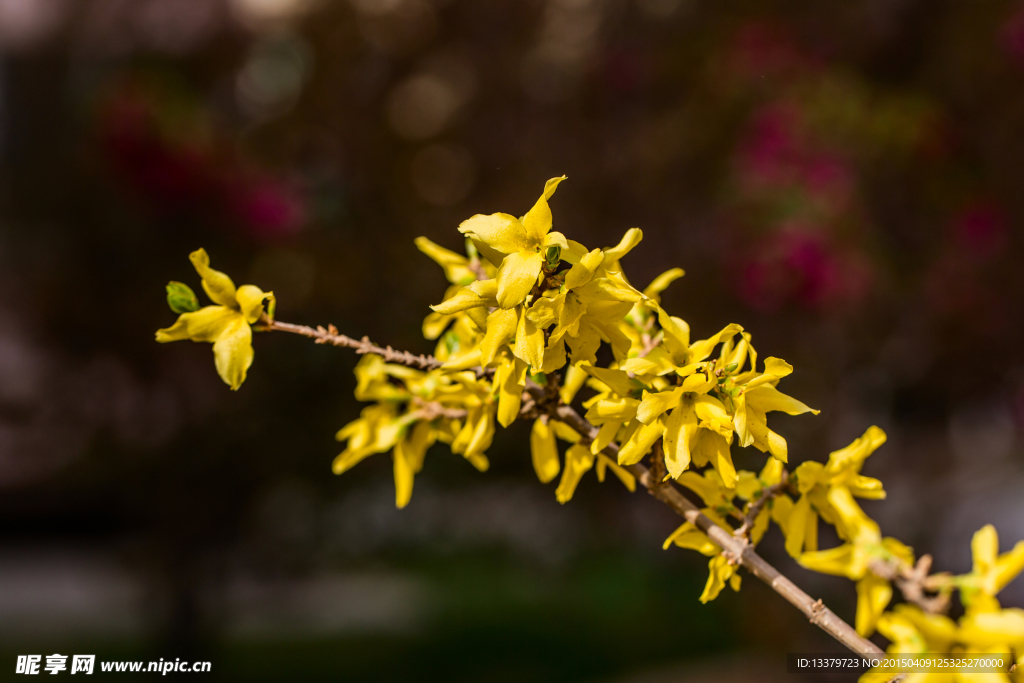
780, 425, 888, 558
155, 248, 274, 390
954, 524, 1024, 614
334, 356, 497, 508
457, 176, 569, 308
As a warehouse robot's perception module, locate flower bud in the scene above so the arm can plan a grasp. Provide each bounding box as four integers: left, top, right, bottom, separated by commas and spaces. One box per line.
166, 281, 199, 314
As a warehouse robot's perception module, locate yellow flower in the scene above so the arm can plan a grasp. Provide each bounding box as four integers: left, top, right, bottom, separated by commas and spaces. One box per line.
525, 245, 643, 366
335, 359, 497, 508
155, 249, 274, 390
955, 525, 1024, 612
730, 357, 819, 463
458, 176, 569, 308
783, 426, 887, 557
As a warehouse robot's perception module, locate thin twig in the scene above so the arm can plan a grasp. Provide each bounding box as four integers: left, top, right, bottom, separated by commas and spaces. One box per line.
265, 318, 888, 661
870, 555, 951, 615
261, 317, 442, 370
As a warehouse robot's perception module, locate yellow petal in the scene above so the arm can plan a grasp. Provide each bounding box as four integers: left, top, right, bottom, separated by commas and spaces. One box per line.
596, 454, 636, 492
973, 524, 1000, 577
189, 248, 238, 308
236, 285, 271, 323
687, 323, 743, 363
699, 554, 735, 603
530, 418, 560, 484
825, 426, 887, 476
664, 523, 719, 555
393, 445, 415, 509
797, 543, 856, 577
495, 356, 526, 428
414, 236, 473, 285
785, 495, 811, 557
560, 363, 589, 404
156, 305, 237, 343
590, 421, 620, 455
643, 268, 685, 302
700, 430, 737, 489
637, 388, 683, 425
555, 442, 594, 504
458, 213, 531, 254
212, 315, 254, 390
522, 176, 566, 243
526, 292, 562, 328
564, 249, 605, 290
565, 320, 603, 365
663, 402, 697, 479
742, 356, 794, 390
441, 346, 483, 371
994, 539, 1024, 594
602, 228, 643, 264
423, 311, 452, 341
539, 336, 567, 374
542, 231, 568, 250
617, 419, 664, 466
959, 608, 1024, 648
467, 409, 496, 460
480, 308, 519, 365
655, 304, 690, 361
745, 384, 818, 415
585, 397, 640, 423
514, 305, 546, 370
431, 285, 492, 315
583, 366, 639, 397
732, 393, 752, 448
496, 250, 544, 309
855, 574, 892, 637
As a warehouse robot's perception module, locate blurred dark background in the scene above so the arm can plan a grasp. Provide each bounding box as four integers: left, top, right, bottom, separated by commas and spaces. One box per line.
1, 0, 1023, 680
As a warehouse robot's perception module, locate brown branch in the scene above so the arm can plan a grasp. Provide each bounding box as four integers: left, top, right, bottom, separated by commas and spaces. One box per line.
264, 318, 888, 661
261, 317, 442, 370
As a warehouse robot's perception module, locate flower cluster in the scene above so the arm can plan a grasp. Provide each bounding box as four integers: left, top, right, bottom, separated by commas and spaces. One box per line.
156, 179, 1024, 672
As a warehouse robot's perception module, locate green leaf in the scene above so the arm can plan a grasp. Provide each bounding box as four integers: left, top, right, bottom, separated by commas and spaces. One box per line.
166, 281, 200, 314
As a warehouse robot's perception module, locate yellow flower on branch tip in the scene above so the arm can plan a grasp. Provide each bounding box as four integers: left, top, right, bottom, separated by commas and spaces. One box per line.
155, 248, 274, 390
956, 525, 1024, 611
457, 176, 569, 308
